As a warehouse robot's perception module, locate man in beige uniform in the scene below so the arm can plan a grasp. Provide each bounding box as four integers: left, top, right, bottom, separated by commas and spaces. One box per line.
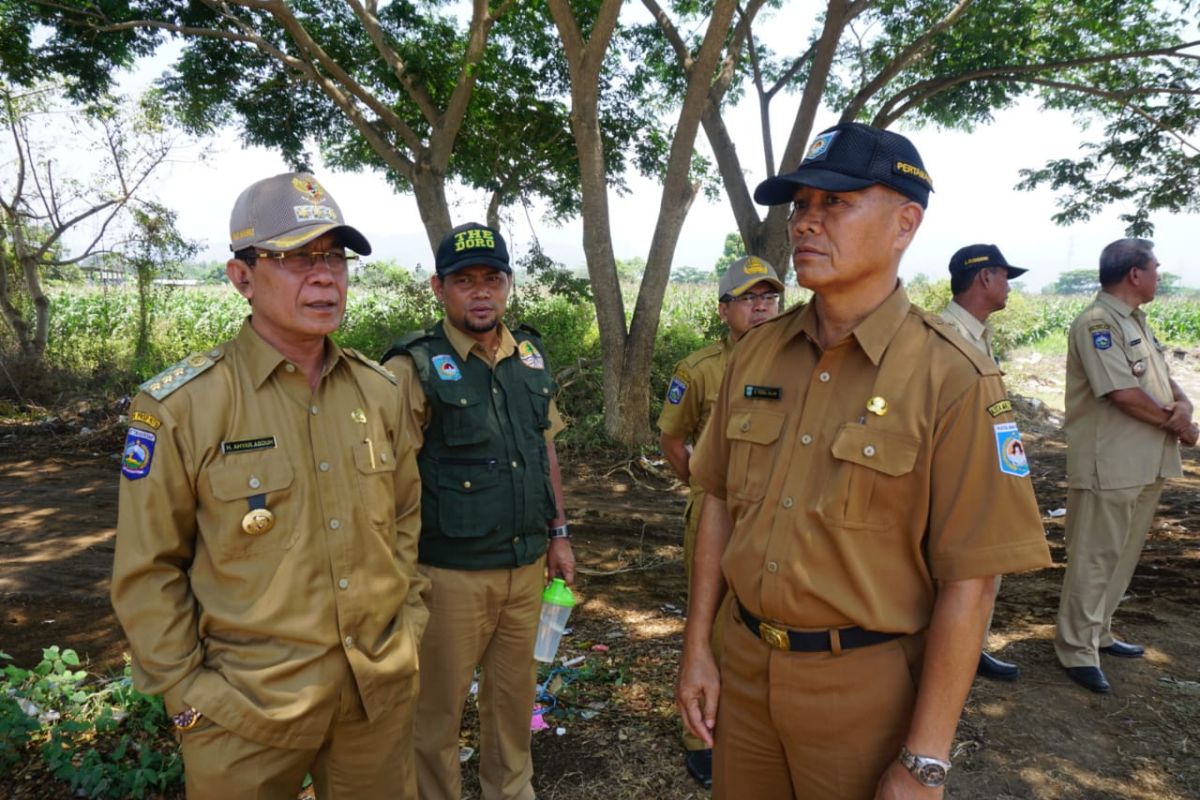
382, 223, 575, 800
658, 255, 783, 787
676, 122, 1052, 800
938, 243, 1028, 682
112, 173, 428, 799
1055, 237, 1198, 694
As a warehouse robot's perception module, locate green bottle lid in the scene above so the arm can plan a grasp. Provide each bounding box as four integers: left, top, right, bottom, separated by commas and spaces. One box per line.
541, 577, 575, 607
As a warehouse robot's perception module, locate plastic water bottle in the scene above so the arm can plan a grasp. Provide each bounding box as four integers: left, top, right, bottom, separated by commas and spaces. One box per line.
533, 578, 575, 663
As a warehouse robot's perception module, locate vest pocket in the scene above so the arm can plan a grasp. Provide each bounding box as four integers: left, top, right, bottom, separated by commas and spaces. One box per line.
525, 375, 556, 430
436, 461, 503, 537
433, 383, 490, 446
206, 449, 297, 558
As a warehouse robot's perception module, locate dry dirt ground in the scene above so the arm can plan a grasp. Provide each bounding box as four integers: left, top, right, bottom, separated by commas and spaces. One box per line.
2, 349, 1199, 800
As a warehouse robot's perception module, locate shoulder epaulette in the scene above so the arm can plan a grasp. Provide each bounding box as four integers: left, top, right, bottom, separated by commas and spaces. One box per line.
381, 328, 437, 364
345, 348, 398, 384
515, 323, 543, 340
139, 348, 224, 401
682, 340, 726, 369
918, 308, 999, 376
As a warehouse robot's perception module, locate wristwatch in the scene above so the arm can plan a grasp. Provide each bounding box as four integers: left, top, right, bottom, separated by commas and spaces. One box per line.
898, 746, 951, 788
548, 523, 571, 540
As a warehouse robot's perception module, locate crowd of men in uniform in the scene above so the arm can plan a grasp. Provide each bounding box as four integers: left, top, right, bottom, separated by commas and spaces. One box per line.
111, 121, 1196, 800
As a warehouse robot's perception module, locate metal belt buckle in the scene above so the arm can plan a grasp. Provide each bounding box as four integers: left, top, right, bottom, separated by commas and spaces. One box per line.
758, 621, 789, 651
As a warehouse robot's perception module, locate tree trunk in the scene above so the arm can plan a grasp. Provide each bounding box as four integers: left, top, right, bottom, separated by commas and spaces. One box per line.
20, 256, 50, 358
0, 244, 34, 359
410, 161, 454, 255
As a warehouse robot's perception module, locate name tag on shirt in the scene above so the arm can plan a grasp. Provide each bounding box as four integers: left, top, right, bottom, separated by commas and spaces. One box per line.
222, 437, 277, 454
744, 385, 781, 400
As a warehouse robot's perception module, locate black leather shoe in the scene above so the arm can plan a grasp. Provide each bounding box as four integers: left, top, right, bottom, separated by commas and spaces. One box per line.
977, 651, 1020, 682
1100, 640, 1145, 658
1065, 666, 1111, 694
685, 748, 713, 789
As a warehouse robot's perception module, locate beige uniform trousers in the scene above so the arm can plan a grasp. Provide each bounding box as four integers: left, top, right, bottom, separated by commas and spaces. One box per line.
713, 602, 925, 799
415, 560, 544, 800
681, 489, 726, 753
181, 666, 417, 800
1055, 479, 1165, 668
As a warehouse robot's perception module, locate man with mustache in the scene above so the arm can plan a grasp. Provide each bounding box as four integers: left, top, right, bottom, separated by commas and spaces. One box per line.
113, 172, 427, 799
675, 124, 1052, 799
657, 254, 784, 788
383, 222, 575, 800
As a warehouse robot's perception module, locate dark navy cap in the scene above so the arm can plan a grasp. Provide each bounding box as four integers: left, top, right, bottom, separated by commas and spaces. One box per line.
948, 244, 1027, 278
754, 122, 933, 208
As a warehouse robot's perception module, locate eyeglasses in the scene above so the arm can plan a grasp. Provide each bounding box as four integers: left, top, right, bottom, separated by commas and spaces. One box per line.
724, 291, 781, 305
254, 250, 358, 275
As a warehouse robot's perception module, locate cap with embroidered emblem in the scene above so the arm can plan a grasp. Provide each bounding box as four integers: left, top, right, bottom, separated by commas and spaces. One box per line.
229, 172, 371, 255
436, 222, 512, 277
754, 122, 933, 208
948, 244, 1027, 278
718, 255, 784, 298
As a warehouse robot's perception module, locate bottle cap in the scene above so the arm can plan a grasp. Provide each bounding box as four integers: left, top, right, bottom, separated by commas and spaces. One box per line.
541, 577, 575, 607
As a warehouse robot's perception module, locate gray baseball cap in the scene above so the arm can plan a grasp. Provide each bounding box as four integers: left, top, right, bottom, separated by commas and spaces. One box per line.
718, 255, 784, 298
229, 172, 371, 255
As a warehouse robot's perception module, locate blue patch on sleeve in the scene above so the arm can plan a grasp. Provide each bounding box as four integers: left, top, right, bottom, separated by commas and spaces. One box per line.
121, 428, 157, 480
666, 377, 688, 405
1091, 330, 1112, 350
994, 422, 1030, 477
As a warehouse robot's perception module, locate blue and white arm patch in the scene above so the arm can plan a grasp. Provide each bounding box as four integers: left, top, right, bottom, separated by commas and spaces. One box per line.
121, 428, 157, 480
994, 422, 1030, 477
666, 376, 688, 405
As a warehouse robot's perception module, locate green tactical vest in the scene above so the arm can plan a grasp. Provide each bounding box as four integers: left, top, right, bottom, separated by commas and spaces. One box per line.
384, 321, 558, 570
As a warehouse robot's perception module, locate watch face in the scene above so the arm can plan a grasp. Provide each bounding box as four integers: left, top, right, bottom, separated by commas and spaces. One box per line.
916, 763, 947, 787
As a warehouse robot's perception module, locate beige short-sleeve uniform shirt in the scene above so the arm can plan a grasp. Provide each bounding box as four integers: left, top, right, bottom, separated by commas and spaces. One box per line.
657, 339, 731, 489
691, 287, 1051, 633
938, 300, 995, 362
112, 320, 428, 750
1065, 292, 1181, 490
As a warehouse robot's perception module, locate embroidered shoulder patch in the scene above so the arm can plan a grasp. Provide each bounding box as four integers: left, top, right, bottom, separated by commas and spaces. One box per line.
1091, 329, 1112, 350
131, 411, 162, 430
519, 340, 545, 370
121, 428, 157, 480
986, 399, 1013, 418
994, 422, 1029, 477
432, 354, 462, 381
667, 376, 688, 405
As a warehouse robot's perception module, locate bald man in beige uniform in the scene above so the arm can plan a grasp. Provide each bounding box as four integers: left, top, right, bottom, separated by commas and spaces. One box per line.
938, 243, 1029, 683
112, 173, 428, 799
1055, 238, 1197, 694
676, 122, 1051, 800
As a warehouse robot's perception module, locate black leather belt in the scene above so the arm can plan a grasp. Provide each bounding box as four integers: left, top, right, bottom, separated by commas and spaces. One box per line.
737, 601, 901, 652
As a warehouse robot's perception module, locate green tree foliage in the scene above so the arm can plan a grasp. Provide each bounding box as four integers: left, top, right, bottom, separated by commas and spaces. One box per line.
1044, 268, 1100, 295
670, 265, 710, 284
713, 231, 744, 277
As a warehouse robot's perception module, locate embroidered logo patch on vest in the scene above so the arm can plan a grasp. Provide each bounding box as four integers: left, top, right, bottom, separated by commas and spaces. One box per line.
121, 428, 157, 480
994, 422, 1029, 477
519, 340, 545, 370
432, 354, 462, 381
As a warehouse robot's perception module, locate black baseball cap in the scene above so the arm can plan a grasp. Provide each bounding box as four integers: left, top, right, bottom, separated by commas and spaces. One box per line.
754, 122, 933, 208
435, 223, 512, 277
948, 244, 1027, 278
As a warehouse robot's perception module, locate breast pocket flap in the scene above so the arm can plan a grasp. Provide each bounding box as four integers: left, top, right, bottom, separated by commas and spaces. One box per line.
209, 450, 295, 500
830, 424, 920, 477
726, 410, 786, 445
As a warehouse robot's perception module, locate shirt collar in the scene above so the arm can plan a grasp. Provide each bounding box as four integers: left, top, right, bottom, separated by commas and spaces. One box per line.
1097, 290, 1137, 319
239, 317, 344, 389
442, 319, 517, 365
943, 300, 990, 340
794, 284, 911, 365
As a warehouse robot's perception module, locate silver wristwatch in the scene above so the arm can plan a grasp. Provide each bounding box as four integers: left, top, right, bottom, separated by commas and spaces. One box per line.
898, 746, 951, 788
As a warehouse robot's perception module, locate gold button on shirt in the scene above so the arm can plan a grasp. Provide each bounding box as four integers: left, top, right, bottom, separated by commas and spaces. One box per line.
112, 320, 429, 750
1065, 292, 1182, 490
691, 287, 1051, 633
